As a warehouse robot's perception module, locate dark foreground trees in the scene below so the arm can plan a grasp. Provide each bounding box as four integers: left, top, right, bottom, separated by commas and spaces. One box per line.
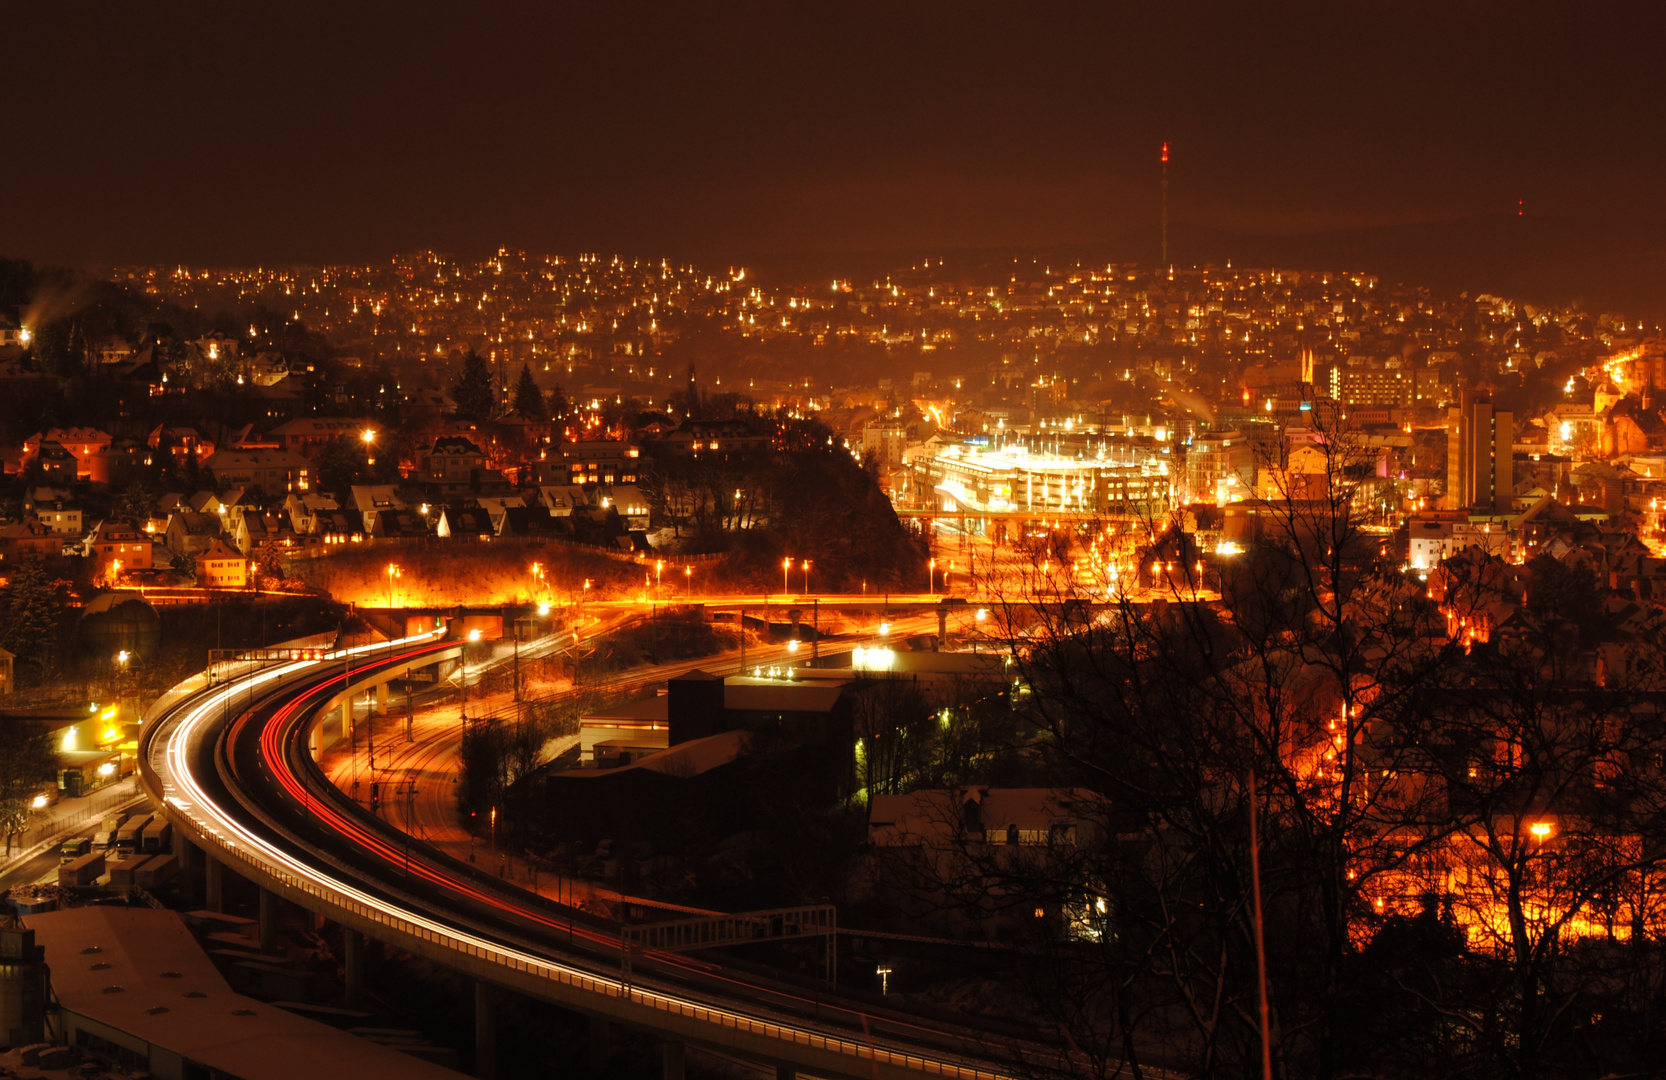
944, 427, 1666, 1080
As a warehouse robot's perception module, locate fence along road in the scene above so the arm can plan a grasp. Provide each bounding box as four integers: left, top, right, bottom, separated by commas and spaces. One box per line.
139, 632, 1039, 1080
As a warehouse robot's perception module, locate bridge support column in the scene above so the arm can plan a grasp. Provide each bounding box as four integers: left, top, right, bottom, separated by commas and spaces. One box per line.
258, 887, 278, 952
172, 833, 196, 902
376, 683, 388, 714
344, 928, 366, 1009
661, 1041, 684, 1080
204, 853, 223, 913
937, 607, 947, 650
341, 698, 353, 738
474, 980, 496, 1080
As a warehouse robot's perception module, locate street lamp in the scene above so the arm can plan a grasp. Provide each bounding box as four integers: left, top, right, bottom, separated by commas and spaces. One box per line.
782, 556, 793, 595
386, 563, 401, 607
655, 560, 665, 602
683, 565, 692, 596
361, 428, 377, 466
801, 559, 812, 594
929, 557, 936, 595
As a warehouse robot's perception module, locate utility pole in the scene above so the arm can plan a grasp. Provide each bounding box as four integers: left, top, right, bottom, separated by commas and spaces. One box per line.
1247, 768, 1274, 1080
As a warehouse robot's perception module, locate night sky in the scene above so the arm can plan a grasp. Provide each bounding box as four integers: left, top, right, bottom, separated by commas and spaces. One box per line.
5, 3, 1664, 271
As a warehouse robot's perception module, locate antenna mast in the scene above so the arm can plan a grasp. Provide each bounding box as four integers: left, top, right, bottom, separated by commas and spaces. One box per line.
1161, 141, 1170, 269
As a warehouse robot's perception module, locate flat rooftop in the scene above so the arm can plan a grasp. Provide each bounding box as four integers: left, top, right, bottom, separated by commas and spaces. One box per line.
26, 906, 461, 1080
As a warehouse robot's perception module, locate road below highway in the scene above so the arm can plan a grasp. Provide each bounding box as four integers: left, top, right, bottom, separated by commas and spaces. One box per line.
320, 611, 939, 918
140, 629, 1041, 1080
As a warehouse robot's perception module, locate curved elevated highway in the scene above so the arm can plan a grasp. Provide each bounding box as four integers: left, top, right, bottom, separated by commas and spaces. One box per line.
139, 633, 1036, 1080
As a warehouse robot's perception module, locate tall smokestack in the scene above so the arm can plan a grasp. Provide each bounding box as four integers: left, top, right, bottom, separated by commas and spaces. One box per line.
1161, 141, 1170, 269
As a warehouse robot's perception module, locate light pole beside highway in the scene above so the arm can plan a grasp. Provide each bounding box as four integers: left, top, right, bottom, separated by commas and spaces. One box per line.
929, 557, 936, 595
782, 556, 792, 596
385, 563, 401, 607
461, 627, 482, 723
801, 559, 812, 594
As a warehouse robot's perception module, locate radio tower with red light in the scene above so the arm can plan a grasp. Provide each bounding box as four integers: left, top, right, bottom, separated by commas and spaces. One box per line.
1161, 141, 1170, 268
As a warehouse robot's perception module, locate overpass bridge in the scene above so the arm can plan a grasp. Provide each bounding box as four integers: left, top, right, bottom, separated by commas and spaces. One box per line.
139, 633, 1073, 1080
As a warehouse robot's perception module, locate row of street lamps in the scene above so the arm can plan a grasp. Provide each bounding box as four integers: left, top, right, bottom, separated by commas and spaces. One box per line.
782, 557, 812, 595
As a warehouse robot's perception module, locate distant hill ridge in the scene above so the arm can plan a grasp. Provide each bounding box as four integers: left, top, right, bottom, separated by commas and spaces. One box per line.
755, 215, 1666, 323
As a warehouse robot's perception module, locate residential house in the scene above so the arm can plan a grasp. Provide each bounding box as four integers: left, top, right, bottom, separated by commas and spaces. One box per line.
28, 496, 83, 536
33, 441, 78, 483
472, 495, 525, 532
370, 509, 431, 542
0, 518, 63, 564
267, 416, 367, 459
163, 512, 225, 560
349, 485, 406, 533
498, 506, 566, 539
419, 436, 489, 494
869, 788, 1107, 850
87, 438, 154, 487
435, 504, 495, 540
193, 538, 249, 589
232, 510, 301, 560
282, 492, 338, 535
95, 336, 134, 365
645, 420, 769, 459
538, 486, 586, 517
202, 448, 311, 495
559, 440, 642, 485
146, 425, 215, 464
22, 490, 79, 536
87, 520, 155, 574
26, 428, 112, 478
314, 509, 366, 547
602, 484, 651, 531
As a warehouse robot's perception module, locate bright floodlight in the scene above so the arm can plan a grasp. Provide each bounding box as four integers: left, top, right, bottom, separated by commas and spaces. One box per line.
468, 629, 482, 641
538, 603, 551, 615
362, 428, 376, 444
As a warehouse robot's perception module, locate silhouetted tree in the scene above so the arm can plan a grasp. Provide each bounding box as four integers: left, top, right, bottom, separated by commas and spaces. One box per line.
451, 349, 494, 421
512, 364, 547, 420
0, 725, 55, 854
315, 434, 371, 497
0, 558, 60, 678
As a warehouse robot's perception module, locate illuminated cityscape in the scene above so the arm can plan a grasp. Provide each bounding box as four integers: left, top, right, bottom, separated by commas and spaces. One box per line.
3, 6, 1666, 1080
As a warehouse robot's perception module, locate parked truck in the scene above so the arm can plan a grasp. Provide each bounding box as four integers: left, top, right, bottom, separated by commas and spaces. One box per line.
107, 856, 143, 891
140, 816, 171, 854
135, 855, 178, 890
57, 852, 106, 888
94, 811, 130, 851
115, 813, 152, 856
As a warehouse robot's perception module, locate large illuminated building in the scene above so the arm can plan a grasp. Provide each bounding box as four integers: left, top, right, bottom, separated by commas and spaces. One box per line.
902, 442, 1172, 518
